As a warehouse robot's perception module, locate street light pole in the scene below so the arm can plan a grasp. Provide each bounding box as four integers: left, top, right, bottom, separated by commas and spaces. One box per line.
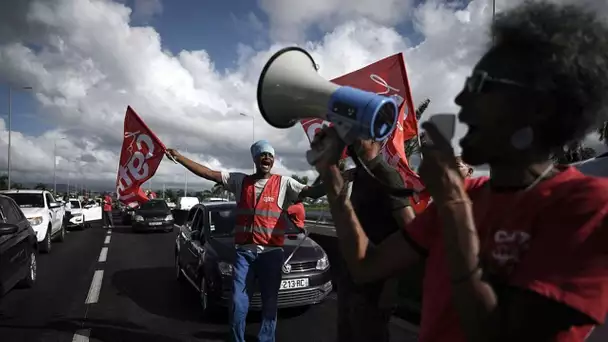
53, 140, 57, 194
240, 113, 255, 173
184, 148, 188, 196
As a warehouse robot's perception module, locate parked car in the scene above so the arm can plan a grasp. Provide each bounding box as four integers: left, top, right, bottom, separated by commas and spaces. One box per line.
64, 198, 87, 230
0, 194, 37, 296
175, 201, 332, 315
0, 190, 66, 253
131, 199, 174, 232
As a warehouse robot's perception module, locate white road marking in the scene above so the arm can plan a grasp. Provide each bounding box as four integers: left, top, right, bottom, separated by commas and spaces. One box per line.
85, 270, 104, 304
107, 229, 112, 234
98, 247, 108, 262
104, 235, 111, 244
72, 329, 90, 342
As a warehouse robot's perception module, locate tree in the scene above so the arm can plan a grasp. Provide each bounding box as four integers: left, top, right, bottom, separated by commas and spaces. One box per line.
553, 141, 596, 164
35, 183, 48, 190
290, 174, 309, 185
404, 99, 431, 159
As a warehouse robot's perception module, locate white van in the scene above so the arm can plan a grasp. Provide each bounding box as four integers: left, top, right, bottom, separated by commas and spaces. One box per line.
176, 197, 199, 211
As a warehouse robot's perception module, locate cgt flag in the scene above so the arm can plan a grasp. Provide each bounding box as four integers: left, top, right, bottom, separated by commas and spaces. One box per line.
116, 106, 167, 207
299, 54, 431, 213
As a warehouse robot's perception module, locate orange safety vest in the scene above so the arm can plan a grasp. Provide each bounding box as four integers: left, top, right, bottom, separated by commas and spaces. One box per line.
234, 174, 287, 246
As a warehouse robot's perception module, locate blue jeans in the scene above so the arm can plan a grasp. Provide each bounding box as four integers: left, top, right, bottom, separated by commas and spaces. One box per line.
230, 248, 284, 342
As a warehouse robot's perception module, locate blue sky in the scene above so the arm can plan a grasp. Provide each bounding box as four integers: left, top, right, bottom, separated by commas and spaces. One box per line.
1, 0, 474, 141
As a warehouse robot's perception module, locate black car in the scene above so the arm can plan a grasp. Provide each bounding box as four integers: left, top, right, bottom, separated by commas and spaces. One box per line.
121, 205, 136, 225
175, 201, 333, 315
0, 194, 37, 296
131, 199, 174, 232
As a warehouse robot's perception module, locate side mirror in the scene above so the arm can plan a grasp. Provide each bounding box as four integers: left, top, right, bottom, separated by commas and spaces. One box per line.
0, 223, 18, 235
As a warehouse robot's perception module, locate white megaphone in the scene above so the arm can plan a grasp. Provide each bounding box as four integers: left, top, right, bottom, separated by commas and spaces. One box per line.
257, 47, 400, 165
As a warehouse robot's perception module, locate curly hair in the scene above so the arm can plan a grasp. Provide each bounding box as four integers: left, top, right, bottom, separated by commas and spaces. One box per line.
491, 1, 608, 150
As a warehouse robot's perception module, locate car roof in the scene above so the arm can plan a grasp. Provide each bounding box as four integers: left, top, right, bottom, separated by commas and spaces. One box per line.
0, 189, 46, 194
572, 155, 608, 177
199, 201, 237, 209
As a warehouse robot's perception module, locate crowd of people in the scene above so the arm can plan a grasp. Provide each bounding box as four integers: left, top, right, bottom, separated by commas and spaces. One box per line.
164, 2, 608, 341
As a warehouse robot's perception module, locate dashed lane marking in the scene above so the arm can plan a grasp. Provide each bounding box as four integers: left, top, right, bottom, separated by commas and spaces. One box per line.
104, 235, 111, 244
85, 270, 104, 304
98, 247, 108, 263
72, 329, 90, 342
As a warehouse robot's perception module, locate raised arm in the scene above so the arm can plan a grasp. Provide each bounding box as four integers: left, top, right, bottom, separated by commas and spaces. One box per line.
321, 165, 423, 283
166, 148, 222, 184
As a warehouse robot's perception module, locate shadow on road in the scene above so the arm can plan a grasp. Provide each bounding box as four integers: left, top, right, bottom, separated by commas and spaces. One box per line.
0, 317, 186, 342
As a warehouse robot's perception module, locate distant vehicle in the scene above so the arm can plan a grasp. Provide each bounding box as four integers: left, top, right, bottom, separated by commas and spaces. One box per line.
205, 197, 228, 202
175, 202, 332, 315
176, 196, 199, 211
64, 198, 87, 230
0, 190, 66, 254
0, 194, 37, 296
132, 199, 174, 233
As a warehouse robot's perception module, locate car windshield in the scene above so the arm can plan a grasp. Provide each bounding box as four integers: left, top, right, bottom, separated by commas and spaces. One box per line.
70, 200, 81, 208
139, 200, 168, 211
208, 206, 300, 237
4, 193, 45, 208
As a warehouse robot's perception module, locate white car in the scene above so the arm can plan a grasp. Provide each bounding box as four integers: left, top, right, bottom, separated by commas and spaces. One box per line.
0, 190, 66, 253
65, 198, 86, 230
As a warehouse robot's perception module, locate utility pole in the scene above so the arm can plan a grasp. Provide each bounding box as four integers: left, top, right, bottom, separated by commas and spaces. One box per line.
240, 113, 255, 173
184, 148, 188, 196
53, 140, 57, 194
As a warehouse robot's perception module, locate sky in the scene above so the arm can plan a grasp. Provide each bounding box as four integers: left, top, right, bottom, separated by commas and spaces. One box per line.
0, 0, 606, 191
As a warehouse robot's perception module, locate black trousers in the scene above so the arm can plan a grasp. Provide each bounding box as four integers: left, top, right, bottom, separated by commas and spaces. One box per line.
103, 211, 113, 227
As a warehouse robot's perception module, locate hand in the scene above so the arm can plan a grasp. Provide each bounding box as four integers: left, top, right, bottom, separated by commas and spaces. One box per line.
165, 148, 181, 160
310, 127, 345, 172
418, 122, 467, 203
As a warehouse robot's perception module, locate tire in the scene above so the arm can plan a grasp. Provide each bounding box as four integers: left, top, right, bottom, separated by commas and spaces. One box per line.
18, 250, 36, 288
56, 223, 66, 242
39, 227, 52, 254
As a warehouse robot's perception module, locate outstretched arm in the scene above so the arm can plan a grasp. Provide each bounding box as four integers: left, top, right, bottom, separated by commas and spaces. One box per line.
166, 148, 222, 184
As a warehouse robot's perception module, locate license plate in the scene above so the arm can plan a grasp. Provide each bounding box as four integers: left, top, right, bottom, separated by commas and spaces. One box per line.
149, 222, 163, 226
280, 278, 308, 290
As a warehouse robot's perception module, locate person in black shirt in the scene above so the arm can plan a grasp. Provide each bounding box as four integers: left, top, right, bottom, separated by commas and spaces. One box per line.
336, 138, 416, 342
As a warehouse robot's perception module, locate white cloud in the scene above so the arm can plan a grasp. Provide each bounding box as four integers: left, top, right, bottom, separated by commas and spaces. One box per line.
0, 0, 604, 192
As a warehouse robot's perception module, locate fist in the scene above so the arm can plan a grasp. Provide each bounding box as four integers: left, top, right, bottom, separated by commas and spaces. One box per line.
309, 126, 344, 171
165, 148, 181, 159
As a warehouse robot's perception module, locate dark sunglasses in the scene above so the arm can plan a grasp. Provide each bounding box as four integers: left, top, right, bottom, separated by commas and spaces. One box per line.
465, 70, 530, 94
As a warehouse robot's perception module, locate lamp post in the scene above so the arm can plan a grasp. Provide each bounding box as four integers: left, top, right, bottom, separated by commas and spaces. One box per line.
184, 148, 188, 196
53, 138, 66, 195
7, 85, 33, 190
240, 113, 255, 173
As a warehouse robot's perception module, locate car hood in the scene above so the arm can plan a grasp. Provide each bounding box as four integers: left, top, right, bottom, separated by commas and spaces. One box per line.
135, 209, 171, 218
210, 234, 325, 263
20, 207, 47, 218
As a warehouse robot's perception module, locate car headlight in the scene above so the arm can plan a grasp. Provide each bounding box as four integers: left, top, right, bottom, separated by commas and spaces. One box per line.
218, 261, 233, 276
134, 215, 144, 222
165, 214, 174, 221
28, 216, 44, 226
316, 255, 330, 270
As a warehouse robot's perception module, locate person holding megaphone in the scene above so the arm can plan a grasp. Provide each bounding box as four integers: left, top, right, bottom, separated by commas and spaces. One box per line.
306, 2, 608, 341
166, 140, 324, 342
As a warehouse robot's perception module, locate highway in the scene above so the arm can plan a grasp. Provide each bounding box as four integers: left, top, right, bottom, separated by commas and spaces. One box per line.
0, 212, 419, 342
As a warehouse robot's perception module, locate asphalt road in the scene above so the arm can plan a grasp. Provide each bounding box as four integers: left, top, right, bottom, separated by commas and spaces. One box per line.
0, 212, 419, 342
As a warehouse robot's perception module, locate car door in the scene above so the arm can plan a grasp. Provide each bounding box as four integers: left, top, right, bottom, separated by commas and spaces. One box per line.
178, 207, 198, 278
0, 197, 28, 291
184, 208, 205, 280
45, 193, 59, 233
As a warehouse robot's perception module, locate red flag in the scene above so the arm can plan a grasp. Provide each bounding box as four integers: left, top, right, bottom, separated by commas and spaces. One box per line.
116, 106, 167, 207
299, 54, 431, 213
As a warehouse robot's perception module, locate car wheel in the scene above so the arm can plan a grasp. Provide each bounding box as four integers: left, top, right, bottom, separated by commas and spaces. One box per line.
18, 250, 37, 288
39, 227, 52, 254
56, 223, 66, 242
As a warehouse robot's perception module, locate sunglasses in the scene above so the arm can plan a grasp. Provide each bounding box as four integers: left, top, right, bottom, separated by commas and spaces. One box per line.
465, 70, 530, 94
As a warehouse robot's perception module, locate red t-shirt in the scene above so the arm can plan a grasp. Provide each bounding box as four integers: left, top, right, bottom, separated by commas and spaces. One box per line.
287, 203, 306, 228
406, 166, 608, 342
103, 195, 113, 212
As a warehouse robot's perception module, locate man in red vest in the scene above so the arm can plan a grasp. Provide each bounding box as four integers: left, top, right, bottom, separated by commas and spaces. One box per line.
166, 140, 324, 342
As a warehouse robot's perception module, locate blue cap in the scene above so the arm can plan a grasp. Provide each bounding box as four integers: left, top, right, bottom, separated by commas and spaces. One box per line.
250, 140, 275, 159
